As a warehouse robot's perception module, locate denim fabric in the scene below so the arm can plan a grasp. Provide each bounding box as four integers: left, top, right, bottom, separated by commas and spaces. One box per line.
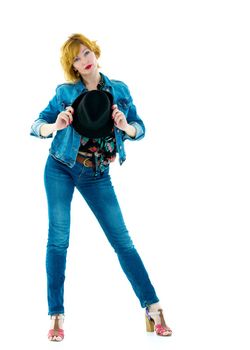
30, 73, 145, 167
44, 155, 159, 314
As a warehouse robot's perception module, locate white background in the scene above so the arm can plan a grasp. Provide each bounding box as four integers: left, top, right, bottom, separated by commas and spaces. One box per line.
0, 0, 249, 349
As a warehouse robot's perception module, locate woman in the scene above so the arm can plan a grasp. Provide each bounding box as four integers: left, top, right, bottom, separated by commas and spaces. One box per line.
30, 33, 172, 341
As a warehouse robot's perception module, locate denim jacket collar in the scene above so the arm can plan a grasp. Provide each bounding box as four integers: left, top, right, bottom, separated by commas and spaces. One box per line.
74, 72, 112, 94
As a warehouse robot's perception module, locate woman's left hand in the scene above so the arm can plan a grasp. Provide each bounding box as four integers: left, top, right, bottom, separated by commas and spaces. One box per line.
111, 105, 128, 131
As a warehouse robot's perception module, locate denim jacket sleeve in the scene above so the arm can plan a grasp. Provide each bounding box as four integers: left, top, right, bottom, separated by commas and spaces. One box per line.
114, 82, 145, 142
30, 93, 60, 139
123, 101, 145, 141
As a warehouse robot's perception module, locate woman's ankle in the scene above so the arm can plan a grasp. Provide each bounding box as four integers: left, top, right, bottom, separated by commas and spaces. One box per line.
50, 314, 64, 329
148, 302, 161, 311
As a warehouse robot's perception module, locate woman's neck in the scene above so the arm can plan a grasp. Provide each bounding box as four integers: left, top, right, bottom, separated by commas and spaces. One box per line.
81, 70, 101, 90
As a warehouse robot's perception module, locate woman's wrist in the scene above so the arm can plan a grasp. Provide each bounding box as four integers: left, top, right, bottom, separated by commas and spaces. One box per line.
124, 124, 136, 138
40, 123, 57, 137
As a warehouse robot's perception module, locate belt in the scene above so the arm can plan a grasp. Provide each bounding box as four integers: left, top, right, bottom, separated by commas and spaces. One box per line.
76, 154, 110, 168
76, 154, 94, 167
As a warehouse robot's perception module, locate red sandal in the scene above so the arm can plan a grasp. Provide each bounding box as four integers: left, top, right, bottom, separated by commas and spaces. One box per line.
48, 314, 64, 341
145, 308, 172, 336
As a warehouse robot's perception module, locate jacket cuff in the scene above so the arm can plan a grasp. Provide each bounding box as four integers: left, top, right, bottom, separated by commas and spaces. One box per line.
123, 122, 144, 141
30, 120, 53, 139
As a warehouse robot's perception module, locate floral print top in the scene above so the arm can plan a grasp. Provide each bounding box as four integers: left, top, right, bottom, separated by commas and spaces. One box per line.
79, 134, 117, 172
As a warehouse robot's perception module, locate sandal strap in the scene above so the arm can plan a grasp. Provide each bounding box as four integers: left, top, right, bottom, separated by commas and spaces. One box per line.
48, 328, 64, 335
155, 324, 172, 335
147, 311, 160, 316
48, 328, 64, 340
50, 314, 64, 320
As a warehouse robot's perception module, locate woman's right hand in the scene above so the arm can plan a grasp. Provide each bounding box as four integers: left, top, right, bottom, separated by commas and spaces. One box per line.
55, 106, 74, 131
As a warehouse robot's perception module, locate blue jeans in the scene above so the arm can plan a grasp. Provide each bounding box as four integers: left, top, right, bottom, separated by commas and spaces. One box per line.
44, 155, 159, 315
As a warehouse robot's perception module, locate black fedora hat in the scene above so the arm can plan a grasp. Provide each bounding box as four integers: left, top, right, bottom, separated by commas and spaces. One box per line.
71, 90, 114, 138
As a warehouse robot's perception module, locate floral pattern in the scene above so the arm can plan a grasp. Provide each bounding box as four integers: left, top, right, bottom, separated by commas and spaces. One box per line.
79, 134, 117, 172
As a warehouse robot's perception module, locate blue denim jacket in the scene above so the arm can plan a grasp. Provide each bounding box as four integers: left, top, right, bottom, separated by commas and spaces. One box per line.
30, 73, 145, 167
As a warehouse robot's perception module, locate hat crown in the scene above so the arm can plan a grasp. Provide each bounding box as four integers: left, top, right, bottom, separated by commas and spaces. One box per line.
72, 90, 114, 137
80, 90, 110, 126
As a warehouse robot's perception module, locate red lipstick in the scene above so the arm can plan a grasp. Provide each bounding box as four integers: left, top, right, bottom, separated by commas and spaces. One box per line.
85, 64, 92, 70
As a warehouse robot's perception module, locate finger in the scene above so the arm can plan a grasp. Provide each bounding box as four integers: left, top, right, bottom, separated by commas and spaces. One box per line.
113, 114, 119, 123
112, 109, 121, 119
67, 112, 73, 123
111, 104, 118, 110
60, 114, 71, 125
63, 111, 73, 124
114, 114, 124, 125
66, 106, 74, 114
114, 111, 123, 119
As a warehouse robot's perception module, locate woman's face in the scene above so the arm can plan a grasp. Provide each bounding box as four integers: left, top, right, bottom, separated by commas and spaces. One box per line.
72, 44, 98, 76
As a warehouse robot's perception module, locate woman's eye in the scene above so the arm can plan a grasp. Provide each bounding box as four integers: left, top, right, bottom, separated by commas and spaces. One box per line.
73, 50, 90, 62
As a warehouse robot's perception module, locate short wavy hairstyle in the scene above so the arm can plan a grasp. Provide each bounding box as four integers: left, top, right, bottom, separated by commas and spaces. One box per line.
60, 33, 101, 83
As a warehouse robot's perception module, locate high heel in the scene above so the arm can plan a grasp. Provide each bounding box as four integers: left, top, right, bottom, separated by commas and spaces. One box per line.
145, 307, 172, 336
48, 314, 64, 341
145, 313, 155, 332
